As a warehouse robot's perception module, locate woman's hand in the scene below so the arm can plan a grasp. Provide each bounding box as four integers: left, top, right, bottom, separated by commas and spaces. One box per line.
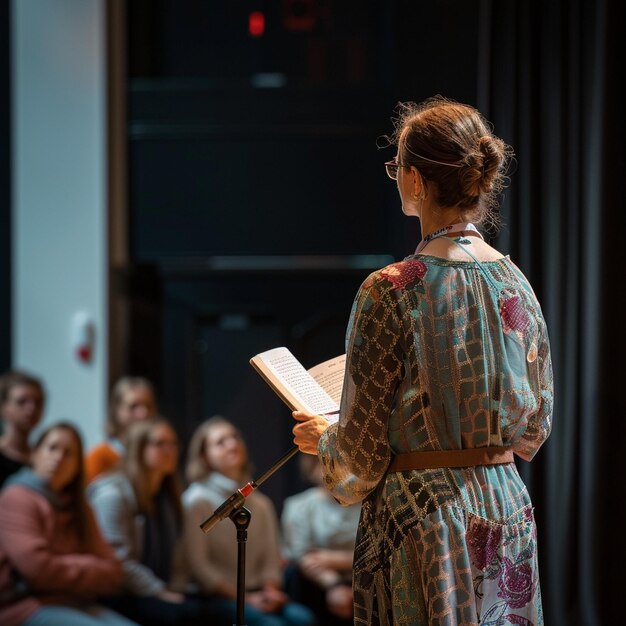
246, 587, 288, 613
157, 589, 185, 604
292, 411, 330, 454
326, 583, 353, 619
301, 548, 352, 572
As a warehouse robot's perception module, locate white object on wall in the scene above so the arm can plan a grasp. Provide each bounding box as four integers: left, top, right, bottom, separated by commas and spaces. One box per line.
71, 311, 96, 364
11, 0, 108, 447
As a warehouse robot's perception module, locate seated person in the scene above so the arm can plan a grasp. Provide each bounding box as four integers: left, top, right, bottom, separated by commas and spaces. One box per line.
182, 416, 316, 626
85, 376, 157, 483
0, 421, 136, 626
281, 454, 360, 626
0, 370, 45, 488
87, 417, 221, 626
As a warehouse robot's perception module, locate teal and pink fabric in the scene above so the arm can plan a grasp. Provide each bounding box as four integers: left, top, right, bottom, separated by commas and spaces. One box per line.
319, 252, 553, 625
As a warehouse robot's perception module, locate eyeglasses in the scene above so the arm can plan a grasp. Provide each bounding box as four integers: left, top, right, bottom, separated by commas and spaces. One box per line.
147, 438, 178, 450
384, 158, 411, 180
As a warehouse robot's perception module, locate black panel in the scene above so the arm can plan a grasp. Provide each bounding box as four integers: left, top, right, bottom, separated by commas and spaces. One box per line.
128, 0, 392, 89
123, 0, 482, 512
128, 91, 392, 259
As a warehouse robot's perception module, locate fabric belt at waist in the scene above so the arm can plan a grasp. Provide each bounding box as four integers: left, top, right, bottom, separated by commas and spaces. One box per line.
388, 446, 514, 472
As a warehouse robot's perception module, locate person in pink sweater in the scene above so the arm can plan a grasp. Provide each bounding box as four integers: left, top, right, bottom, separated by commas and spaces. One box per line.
0, 421, 137, 626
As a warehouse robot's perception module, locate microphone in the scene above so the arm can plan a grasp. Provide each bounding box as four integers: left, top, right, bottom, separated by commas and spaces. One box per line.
199, 447, 298, 535
199, 482, 256, 534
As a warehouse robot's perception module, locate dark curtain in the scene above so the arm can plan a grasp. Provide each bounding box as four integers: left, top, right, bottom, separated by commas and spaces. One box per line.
478, 1, 624, 624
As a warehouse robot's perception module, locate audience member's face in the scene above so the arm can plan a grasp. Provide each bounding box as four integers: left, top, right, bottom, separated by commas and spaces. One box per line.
142, 422, 179, 477
116, 385, 156, 432
32, 428, 80, 492
1, 384, 44, 434
204, 422, 247, 479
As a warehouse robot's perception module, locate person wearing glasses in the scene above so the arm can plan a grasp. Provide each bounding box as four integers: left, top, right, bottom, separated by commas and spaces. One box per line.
0, 370, 45, 488
291, 96, 553, 625
87, 417, 221, 626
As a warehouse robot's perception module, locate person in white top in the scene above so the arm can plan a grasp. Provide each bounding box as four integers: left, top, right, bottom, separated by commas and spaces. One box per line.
181, 415, 316, 626
281, 454, 360, 625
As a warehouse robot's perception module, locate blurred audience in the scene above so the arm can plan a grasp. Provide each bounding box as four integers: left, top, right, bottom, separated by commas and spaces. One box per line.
281, 454, 360, 626
182, 416, 316, 626
85, 376, 157, 483
0, 421, 136, 626
0, 370, 45, 488
87, 417, 220, 626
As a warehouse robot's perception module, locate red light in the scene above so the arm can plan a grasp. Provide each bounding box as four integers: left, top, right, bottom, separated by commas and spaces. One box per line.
249, 11, 265, 37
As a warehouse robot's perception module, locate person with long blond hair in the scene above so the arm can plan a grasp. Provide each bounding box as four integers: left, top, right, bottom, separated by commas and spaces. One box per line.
0, 421, 136, 626
87, 417, 220, 626
181, 416, 316, 626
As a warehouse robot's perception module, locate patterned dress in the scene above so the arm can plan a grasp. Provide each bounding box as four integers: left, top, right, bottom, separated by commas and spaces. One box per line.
317, 251, 553, 626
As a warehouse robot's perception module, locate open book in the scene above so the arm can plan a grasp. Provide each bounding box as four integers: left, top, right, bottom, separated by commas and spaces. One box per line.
250, 347, 346, 424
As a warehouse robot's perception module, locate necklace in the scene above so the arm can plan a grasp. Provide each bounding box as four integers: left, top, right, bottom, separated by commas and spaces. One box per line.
414, 222, 482, 254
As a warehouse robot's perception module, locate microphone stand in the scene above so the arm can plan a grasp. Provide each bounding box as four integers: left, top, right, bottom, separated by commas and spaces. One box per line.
199, 445, 300, 626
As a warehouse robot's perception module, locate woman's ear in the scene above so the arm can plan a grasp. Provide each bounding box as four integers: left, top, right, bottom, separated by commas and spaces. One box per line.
411, 168, 427, 202
410, 166, 421, 190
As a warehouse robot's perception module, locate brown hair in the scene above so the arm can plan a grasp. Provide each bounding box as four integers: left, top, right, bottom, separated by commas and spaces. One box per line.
121, 416, 183, 520
0, 370, 45, 405
185, 415, 250, 484
32, 421, 90, 550
389, 95, 514, 230
106, 376, 156, 438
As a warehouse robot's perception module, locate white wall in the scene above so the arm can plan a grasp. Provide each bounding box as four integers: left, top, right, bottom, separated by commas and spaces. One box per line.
11, 0, 107, 448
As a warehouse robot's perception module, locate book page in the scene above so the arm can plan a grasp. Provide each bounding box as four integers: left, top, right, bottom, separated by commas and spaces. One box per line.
307, 354, 346, 406
251, 347, 339, 416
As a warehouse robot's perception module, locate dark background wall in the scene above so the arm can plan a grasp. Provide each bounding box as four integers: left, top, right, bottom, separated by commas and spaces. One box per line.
121, 0, 483, 507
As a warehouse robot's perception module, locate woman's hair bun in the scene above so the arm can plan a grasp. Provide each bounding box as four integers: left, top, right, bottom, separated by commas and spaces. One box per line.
460, 135, 505, 197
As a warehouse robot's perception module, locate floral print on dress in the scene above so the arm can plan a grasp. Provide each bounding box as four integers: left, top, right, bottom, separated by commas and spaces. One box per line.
498, 555, 537, 609
318, 255, 552, 625
380, 260, 428, 289
467, 516, 503, 570
466, 508, 539, 625
499, 289, 530, 335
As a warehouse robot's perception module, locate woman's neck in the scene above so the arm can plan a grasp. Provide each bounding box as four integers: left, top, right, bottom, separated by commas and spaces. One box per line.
419, 207, 465, 240
219, 467, 244, 482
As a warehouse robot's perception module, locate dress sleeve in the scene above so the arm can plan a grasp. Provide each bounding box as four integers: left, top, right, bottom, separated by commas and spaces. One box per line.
318, 273, 404, 505
0, 486, 123, 596
513, 318, 554, 461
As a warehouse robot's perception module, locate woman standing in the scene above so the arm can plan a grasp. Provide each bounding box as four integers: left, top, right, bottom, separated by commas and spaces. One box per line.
0, 422, 135, 626
87, 417, 218, 626
292, 96, 553, 625
182, 416, 316, 626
